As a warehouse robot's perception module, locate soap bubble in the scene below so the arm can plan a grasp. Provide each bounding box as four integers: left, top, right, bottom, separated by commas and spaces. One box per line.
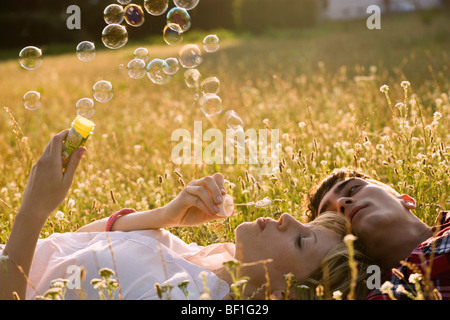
163, 23, 183, 45
173, 0, 200, 11
201, 77, 220, 95
117, 0, 132, 5
164, 58, 180, 75
133, 47, 149, 62
104, 4, 124, 24
146, 59, 171, 85
76, 98, 95, 118
76, 41, 96, 62
203, 34, 220, 53
199, 93, 222, 117
225, 110, 244, 131
124, 4, 145, 27
23, 91, 41, 110
92, 80, 114, 103
127, 58, 146, 79
102, 24, 128, 49
166, 7, 191, 32
144, 0, 169, 16
184, 69, 202, 88
178, 44, 202, 68
19, 46, 43, 70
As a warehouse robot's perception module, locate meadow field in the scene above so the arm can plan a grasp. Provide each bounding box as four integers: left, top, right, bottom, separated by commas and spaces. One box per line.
0, 7, 448, 262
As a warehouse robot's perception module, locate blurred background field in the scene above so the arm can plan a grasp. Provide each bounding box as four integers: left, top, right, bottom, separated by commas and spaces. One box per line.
0, 1, 448, 246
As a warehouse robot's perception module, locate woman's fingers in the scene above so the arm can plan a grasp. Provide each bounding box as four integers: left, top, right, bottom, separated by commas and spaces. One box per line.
188, 174, 225, 205
185, 186, 219, 216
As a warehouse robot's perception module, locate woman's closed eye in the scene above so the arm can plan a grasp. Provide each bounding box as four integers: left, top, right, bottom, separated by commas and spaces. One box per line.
296, 234, 303, 249
347, 185, 360, 197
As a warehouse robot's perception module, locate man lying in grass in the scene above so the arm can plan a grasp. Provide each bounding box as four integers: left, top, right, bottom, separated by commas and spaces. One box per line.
306, 168, 450, 300
0, 131, 370, 300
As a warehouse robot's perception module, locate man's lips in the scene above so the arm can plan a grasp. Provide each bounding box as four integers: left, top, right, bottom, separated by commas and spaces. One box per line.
348, 204, 368, 222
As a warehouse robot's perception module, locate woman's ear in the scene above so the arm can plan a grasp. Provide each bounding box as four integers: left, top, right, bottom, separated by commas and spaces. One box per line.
400, 194, 416, 210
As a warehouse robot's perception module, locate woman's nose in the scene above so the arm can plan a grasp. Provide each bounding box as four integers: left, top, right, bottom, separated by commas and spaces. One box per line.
278, 213, 302, 231
336, 197, 353, 215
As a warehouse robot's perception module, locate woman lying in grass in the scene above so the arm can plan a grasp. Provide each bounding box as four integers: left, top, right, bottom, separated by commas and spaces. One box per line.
0, 130, 370, 300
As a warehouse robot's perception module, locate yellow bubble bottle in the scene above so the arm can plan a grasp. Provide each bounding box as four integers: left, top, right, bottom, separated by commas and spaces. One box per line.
62, 115, 95, 170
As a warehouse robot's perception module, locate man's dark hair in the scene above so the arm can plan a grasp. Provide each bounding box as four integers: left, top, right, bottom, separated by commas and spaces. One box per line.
305, 168, 372, 221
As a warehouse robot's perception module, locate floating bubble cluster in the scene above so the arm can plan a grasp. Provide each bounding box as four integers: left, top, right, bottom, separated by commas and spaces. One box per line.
144, 0, 169, 16
76, 41, 96, 62
23, 91, 41, 110
124, 4, 145, 27
93, 80, 114, 103
104, 4, 124, 25
203, 35, 220, 53
19, 46, 43, 70
166, 7, 191, 32
76, 98, 95, 119
102, 24, 128, 49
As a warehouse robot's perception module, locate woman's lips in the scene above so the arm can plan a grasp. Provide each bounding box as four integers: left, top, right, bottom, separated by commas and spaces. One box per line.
349, 204, 368, 222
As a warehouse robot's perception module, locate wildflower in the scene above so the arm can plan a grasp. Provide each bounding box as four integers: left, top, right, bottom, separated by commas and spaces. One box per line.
408, 273, 422, 284
380, 281, 394, 295
255, 198, 272, 208
395, 102, 404, 109
376, 144, 384, 150
379, 85, 389, 93
67, 198, 75, 208
332, 290, 343, 300
298, 122, 306, 128
401, 81, 411, 89
99, 267, 115, 278
395, 284, 409, 295
55, 211, 65, 220
433, 111, 442, 121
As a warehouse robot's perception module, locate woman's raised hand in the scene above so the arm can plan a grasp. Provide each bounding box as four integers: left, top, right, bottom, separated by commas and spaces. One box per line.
162, 173, 228, 227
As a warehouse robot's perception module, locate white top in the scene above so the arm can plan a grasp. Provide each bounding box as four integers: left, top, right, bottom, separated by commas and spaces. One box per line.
0, 229, 234, 300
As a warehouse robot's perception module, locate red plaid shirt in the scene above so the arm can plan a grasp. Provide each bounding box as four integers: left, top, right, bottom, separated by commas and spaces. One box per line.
366, 211, 450, 300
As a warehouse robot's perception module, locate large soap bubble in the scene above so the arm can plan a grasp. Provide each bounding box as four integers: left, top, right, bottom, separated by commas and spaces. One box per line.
166, 7, 191, 32
102, 24, 128, 49
76, 41, 96, 62
127, 58, 146, 79
76, 98, 95, 118
23, 91, 41, 110
173, 0, 200, 11
144, 0, 169, 16
199, 93, 222, 117
178, 44, 202, 68
19, 46, 43, 70
92, 80, 114, 103
146, 59, 171, 85
124, 4, 145, 27
104, 4, 124, 24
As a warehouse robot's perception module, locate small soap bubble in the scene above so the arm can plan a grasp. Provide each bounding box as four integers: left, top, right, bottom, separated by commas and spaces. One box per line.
134, 47, 149, 62
144, 0, 169, 16
164, 58, 180, 75
76, 41, 96, 62
146, 59, 171, 85
117, 0, 132, 5
163, 23, 183, 45
166, 7, 191, 32
104, 4, 124, 24
19, 46, 43, 70
127, 58, 146, 79
173, 0, 200, 11
225, 110, 244, 131
184, 69, 202, 88
178, 44, 202, 68
203, 34, 220, 53
102, 24, 128, 49
76, 98, 95, 118
200, 77, 220, 95
23, 91, 41, 110
199, 93, 222, 117
124, 4, 145, 27
92, 80, 114, 103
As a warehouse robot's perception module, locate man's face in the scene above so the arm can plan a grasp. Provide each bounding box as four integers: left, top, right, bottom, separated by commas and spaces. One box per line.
317, 178, 416, 250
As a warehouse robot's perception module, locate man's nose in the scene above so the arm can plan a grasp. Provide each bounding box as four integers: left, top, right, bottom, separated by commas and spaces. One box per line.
336, 197, 353, 216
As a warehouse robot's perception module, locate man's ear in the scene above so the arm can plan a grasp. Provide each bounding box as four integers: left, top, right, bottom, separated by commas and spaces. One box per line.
400, 194, 416, 210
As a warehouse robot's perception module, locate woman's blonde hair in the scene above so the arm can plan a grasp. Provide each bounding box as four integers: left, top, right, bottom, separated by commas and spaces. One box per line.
298, 212, 372, 300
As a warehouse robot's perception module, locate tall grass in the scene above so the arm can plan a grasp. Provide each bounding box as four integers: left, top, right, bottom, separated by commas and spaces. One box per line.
0, 10, 448, 249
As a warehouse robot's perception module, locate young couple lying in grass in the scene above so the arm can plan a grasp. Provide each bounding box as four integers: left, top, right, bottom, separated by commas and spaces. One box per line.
1, 131, 448, 300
